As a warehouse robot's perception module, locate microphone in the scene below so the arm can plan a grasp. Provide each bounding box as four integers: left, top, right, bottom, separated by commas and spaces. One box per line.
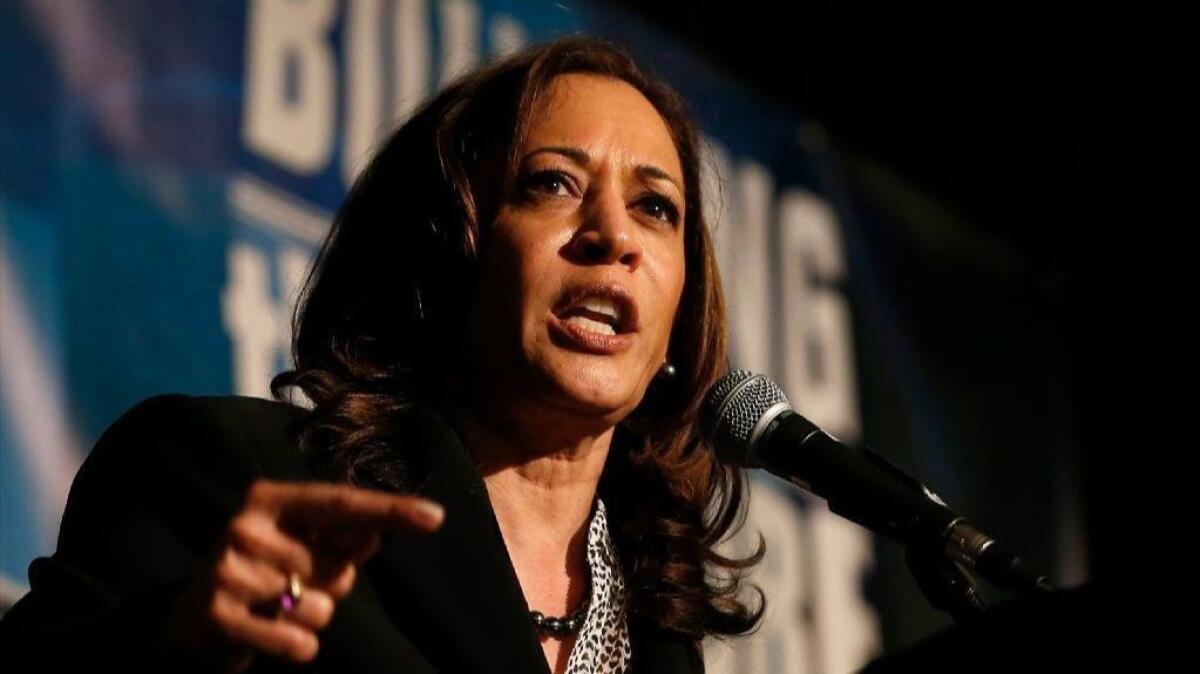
700, 369, 1050, 594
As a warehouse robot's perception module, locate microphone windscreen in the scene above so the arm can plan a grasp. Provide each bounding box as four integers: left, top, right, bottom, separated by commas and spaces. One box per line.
700, 369, 792, 466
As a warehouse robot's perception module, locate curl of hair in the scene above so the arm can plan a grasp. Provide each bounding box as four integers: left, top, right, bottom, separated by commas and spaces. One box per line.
271, 34, 765, 651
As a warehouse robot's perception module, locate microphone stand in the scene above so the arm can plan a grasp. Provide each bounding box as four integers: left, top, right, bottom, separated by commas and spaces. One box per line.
904, 540, 987, 623
703, 370, 1062, 633
826, 445, 1054, 623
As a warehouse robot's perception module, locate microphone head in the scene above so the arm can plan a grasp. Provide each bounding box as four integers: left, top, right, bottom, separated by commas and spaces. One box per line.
700, 370, 793, 467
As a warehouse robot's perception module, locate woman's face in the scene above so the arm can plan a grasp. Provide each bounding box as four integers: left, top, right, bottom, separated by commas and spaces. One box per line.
465, 73, 687, 429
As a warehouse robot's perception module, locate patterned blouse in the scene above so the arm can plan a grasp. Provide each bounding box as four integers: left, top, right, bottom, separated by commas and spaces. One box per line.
564, 497, 633, 673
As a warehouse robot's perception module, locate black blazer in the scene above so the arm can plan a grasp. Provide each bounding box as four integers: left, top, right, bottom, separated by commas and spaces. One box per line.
0, 394, 705, 673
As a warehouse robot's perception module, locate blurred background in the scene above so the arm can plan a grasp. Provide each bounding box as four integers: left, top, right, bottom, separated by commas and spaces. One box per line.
1, 1, 1135, 672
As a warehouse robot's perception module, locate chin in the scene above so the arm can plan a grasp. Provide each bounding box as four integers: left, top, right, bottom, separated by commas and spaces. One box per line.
541, 359, 644, 420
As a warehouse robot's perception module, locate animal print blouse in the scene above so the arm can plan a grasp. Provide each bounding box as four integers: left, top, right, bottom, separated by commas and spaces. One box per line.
564, 497, 632, 673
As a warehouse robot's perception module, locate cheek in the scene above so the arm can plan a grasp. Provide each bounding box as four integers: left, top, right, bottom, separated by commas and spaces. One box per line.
488, 226, 563, 335
469, 236, 533, 347
652, 243, 688, 341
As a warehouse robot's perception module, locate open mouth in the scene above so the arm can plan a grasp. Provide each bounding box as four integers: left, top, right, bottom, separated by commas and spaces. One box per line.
548, 283, 639, 354
551, 284, 638, 336
558, 302, 623, 336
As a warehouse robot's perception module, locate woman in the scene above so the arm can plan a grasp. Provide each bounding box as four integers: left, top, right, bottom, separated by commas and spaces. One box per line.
0, 35, 764, 673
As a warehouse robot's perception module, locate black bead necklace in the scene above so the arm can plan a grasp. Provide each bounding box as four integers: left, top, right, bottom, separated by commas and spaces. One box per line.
531, 497, 599, 638
530, 592, 591, 637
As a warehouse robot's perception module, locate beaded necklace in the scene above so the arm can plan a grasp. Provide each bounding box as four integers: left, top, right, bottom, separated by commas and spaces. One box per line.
528, 497, 597, 637
530, 590, 590, 636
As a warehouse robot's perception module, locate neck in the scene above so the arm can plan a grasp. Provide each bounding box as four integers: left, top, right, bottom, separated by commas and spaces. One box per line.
455, 405, 611, 549
452, 404, 611, 613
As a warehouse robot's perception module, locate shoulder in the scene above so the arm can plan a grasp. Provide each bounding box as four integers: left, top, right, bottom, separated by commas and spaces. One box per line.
73, 393, 317, 502
95, 393, 309, 453
104, 392, 309, 437
52, 393, 320, 560
2, 395, 319, 663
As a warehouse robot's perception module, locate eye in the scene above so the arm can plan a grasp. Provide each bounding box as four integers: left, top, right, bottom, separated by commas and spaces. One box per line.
637, 193, 681, 226
521, 170, 576, 198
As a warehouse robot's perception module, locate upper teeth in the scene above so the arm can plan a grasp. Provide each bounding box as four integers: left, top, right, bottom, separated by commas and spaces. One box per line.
580, 297, 622, 325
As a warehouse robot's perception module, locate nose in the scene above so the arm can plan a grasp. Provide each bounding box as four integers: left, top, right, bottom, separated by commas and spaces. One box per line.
566, 188, 643, 271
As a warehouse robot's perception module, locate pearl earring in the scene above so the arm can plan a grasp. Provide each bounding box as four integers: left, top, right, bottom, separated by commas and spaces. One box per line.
659, 361, 677, 378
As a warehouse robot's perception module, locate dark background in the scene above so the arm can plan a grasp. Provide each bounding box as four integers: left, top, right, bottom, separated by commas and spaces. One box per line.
0, 0, 1159, 662
614, 0, 1152, 653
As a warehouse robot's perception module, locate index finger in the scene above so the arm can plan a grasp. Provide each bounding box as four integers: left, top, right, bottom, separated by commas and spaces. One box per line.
246, 480, 445, 533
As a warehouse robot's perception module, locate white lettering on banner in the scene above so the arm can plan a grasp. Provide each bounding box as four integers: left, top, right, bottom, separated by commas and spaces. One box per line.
393, 0, 431, 122
779, 188, 861, 443
808, 500, 882, 672
438, 0, 480, 85
704, 479, 814, 673
702, 137, 876, 673
705, 138, 773, 375
489, 14, 527, 58
343, 0, 387, 184
228, 172, 330, 245
243, 0, 479, 187
242, 0, 337, 174
702, 138, 733, 272
278, 245, 314, 329
222, 244, 277, 397
733, 162, 775, 373
221, 243, 313, 397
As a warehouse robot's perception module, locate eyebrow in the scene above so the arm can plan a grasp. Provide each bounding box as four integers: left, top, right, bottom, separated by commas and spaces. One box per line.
525, 145, 683, 195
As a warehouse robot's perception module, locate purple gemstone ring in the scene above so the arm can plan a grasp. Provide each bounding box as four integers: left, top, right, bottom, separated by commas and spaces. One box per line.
279, 572, 303, 614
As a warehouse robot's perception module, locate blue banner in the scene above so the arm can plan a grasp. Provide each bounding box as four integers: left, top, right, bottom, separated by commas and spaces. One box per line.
1, 1, 1080, 671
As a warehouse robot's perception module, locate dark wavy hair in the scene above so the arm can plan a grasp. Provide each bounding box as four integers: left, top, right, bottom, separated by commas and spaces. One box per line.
270, 34, 765, 650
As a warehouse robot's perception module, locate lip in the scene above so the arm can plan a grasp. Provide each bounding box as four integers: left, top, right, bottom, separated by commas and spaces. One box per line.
548, 312, 636, 354
548, 282, 639, 355
551, 282, 640, 334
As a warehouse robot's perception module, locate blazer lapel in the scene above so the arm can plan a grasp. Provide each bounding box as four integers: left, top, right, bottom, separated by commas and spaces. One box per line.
359, 405, 552, 674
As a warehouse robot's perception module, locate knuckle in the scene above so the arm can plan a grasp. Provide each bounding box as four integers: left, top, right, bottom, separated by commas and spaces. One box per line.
209, 593, 240, 632
328, 491, 354, 513
215, 543, 237, 566
246, 479, 276, 506
287, 545, 315, 579
288, 630, 319, 661
336, 564, 358, 596
226, 516, 260, 550
325, 563, 356, 599
359, 536, 382, 560
307, 592, 335, 630
259, 629, 295, 659
213, 552, 239, 588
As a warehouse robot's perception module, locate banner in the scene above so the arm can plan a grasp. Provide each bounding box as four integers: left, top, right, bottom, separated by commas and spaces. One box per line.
1, 1, 1078, 671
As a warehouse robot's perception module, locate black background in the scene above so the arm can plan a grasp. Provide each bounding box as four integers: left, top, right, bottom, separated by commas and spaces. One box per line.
613, 0, 1155, 656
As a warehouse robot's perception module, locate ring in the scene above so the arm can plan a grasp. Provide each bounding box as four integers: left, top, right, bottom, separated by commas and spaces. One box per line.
279, 572, 303, 614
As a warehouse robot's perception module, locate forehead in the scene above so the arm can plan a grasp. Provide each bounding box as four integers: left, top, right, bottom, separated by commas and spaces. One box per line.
521, 73, 683, 183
